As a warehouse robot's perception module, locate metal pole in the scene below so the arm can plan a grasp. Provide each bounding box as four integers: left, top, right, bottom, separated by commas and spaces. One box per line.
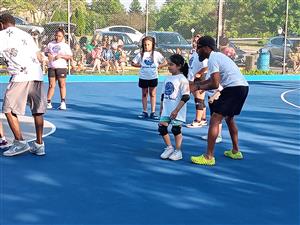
67, 0, 71, 75
145, 0, 149, 35
282, 0, 289, 74
216, 0, 224, 49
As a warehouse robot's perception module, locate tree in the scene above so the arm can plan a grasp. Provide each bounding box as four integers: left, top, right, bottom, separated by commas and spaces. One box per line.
129, 0, 142, 14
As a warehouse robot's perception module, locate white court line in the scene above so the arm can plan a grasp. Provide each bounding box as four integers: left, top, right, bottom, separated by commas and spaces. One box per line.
280, 88, 300, 109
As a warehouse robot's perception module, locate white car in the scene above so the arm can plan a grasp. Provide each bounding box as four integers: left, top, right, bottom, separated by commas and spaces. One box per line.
95, 25, 143, 43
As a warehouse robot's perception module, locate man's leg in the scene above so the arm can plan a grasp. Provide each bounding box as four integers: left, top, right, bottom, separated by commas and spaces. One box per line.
33, 113, 44, 144
5, 112, 23, 140
206, 113, 223, 159
225, 116, 239, 153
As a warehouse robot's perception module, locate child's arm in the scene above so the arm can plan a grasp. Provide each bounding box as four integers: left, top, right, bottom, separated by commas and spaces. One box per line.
208, 90, 221, 103
158, 59, 168, 69
195, 67, 208, 78
170, 95, 190, 120
131, 61, 141, 67
159, 94, 164, 116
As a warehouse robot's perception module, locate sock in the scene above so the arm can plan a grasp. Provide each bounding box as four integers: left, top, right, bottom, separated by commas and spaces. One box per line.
61, 99, 65, 102
47, 100, 51, 103
0, 136, 6, 141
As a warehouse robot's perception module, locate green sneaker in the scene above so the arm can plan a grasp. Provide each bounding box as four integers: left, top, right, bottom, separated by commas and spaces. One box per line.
191, 154, 215, 166
224, 150, 243, 159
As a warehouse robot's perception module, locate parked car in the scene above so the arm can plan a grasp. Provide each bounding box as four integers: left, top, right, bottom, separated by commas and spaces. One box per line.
93, 31, 139, 61
95, 25, 143, 43
228, 41, 246, 66
41, 22, 78, 50
264, 36, 294, 65
144, 31, 192, 59
14, 16, 44, 34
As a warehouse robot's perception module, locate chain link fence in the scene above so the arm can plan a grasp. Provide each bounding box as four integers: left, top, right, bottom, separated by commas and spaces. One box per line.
0, 0, 299, 74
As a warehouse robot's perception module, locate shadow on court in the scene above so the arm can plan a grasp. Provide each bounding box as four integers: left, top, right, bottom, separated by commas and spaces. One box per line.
0, 81, 299, 225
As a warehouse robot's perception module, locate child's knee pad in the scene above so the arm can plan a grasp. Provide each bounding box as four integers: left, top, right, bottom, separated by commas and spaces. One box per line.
158, 124, 168, 136
195, 98, 205, 110
171, 126, 181, 136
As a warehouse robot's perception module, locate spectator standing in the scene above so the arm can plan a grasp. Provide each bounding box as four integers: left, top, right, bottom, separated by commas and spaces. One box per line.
45, 28, 73, 110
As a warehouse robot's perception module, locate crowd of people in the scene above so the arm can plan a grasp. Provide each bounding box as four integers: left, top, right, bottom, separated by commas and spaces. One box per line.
0, 13, 250, 167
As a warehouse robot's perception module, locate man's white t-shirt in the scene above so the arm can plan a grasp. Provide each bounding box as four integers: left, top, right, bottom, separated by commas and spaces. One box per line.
208, 51, 248, 88
0, 27, 43, 82
132, 51, 165, 80
161, 74, 190, 122
188, 51, 208, 82
46, 41, 72, 69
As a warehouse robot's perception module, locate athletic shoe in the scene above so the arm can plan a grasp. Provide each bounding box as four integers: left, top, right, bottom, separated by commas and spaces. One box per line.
29, 142, 45, 156
150, 112, 159, 120
186, 120, 203, 128
224, 149, 243, 159
47, 102, 53, 109
160, 146, 174, 159
3, 140, 30, 157
191, 154, 215, 166
138, 112, 148, 119
59, 101, 67, 110
169, 149, 183, 161
201, 135, 223, 143
200, 120, 208, 126
0, 139, 9, 148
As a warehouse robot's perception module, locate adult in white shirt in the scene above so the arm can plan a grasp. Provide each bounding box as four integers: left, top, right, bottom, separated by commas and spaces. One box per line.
0, 14, 46, 156
191, 36, 249, 166
45, 28, 72, 110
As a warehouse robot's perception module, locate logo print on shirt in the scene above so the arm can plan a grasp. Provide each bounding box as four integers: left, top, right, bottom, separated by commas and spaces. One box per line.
189, 56, 194, 66
52, 45, 61, 54
6, 30, 13, 37
165, 82, 175, 96
22, 40, 28, 45
144, 57, 153, 66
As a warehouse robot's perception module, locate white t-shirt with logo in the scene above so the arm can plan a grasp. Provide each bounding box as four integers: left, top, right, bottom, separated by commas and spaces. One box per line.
0, 27, 43, 82
132, 51, 165, 80
161, 74, 190, 122
188, 51, 208, 82
208, 51, 248, 88
46, 41, 72, 69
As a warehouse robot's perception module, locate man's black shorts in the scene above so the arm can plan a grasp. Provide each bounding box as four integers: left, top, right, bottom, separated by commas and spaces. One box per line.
210, 86, 249, 117
48, 68, 68, 78
138, 78, 158, 88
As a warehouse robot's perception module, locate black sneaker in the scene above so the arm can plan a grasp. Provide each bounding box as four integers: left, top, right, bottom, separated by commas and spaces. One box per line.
138, 112, 149, 119
150, 112, 159, 120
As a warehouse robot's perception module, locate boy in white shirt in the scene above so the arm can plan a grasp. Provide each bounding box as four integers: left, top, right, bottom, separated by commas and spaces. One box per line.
0, 14, 47, 156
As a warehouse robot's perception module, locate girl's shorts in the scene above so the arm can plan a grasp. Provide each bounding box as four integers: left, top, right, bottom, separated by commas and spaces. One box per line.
159, 116, 183, 126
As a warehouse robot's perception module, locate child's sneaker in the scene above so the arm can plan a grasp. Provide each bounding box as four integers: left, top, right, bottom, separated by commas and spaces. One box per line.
150, 112, 159, 120
59, 101, 67, 110
200, 135, 222, 143
47, 102, 53, 109
168, 149, 183, 161
0, 139, 9, 148
3, 140, 30, 157
224, 149, 243, 159
160, 146, 174, 159
138, 112, 148, 119
200, 120, 208, 126
29, 142, 46, 156
186, 120, 202, 128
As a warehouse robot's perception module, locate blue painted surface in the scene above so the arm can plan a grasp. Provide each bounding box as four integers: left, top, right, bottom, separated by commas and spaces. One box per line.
0, 81, 299, 225
0, 74, 300, 83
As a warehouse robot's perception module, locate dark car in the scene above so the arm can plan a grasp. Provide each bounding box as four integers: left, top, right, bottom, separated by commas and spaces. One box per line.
264, 36, 294, 65
41, 22, 78, 50
229, 41, 246, 66
93, 31, 139, 61
145, 31, 192, 58
14, 16, 44, 34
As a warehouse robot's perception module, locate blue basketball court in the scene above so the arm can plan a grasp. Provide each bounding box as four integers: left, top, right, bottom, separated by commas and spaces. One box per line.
0, 75, 299, 225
